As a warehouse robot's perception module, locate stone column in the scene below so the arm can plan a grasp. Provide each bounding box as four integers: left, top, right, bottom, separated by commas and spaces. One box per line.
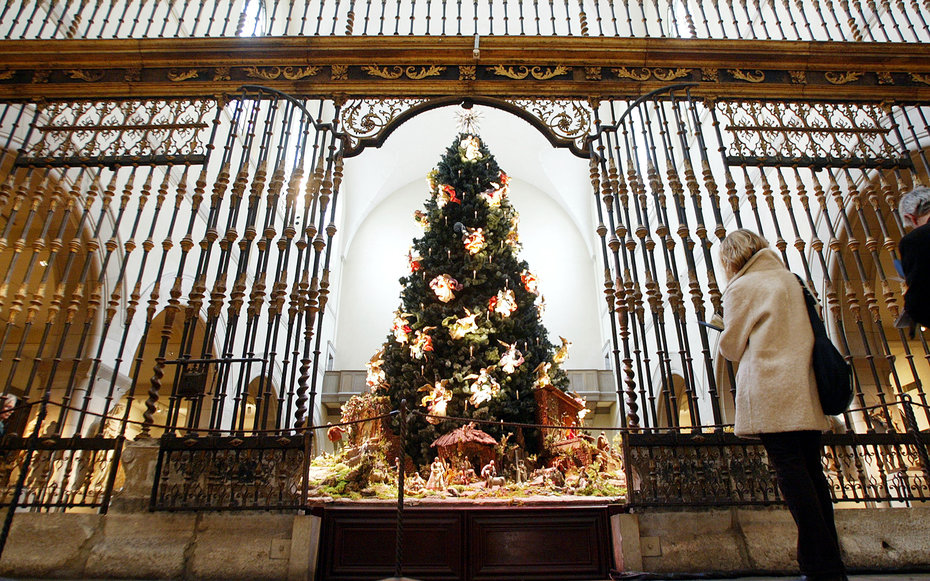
107, 438, 160, 513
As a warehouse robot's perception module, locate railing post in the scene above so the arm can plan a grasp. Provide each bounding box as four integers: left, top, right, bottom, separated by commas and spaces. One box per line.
0, 389, 54, 558
381, 399, 418, 581
99, 436, 126, 514
901, 394, 930, 484
395, 399, 407, 578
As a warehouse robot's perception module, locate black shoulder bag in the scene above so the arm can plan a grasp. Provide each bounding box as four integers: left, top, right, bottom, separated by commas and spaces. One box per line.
795, 276, 854, 415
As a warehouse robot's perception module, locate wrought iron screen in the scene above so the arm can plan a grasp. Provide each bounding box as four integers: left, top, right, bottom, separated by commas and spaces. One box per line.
152, 434, 309, 510
593, 87, 930, 506
0, 436, 123, 512
1, 84, 929, 510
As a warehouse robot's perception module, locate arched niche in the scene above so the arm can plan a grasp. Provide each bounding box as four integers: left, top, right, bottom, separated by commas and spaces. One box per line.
0, 166, 101, 434
231, 375, 280, 433
829, 168, 930, 433
332, 104, 603, 373
118, 309, 214, 439
654, 373, 693, 429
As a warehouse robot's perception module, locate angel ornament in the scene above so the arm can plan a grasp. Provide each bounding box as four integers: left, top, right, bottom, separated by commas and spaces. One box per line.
553, 336, 571, 364
419, 380, 453, 423
366, 348, 386, 389
466, 366, 500, 406
488, 289, 517, 317
498, 341, 525, 374
409, 327, 436, 359
446, 308, 479, 340
533, 362, 552, 390
430, 274, 463, 303
392, 312, 412, 344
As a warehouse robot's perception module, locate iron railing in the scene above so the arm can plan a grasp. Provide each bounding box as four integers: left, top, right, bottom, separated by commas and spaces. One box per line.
1, 0, 929, 41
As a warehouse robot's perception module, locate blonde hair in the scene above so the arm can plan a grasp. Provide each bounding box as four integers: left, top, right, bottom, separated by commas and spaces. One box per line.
719, 229, 770, 279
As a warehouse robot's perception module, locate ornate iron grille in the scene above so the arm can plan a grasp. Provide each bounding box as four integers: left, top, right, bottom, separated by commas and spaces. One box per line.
14, 99, 215, 168
717, 100, 913, 170
623, 431, 930, 507
151, 434, 309, 510
623, 432, 781, 507
1, 82, 929, 513
0, 436, 123, 511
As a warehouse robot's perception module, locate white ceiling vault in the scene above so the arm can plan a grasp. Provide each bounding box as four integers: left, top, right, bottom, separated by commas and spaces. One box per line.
331, 103, 608, 370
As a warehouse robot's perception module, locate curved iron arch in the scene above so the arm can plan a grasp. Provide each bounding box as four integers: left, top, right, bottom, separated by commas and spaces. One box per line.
339, 95, 595, 159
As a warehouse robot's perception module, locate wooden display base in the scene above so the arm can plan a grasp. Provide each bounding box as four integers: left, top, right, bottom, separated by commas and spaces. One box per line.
315, 498, 613, 581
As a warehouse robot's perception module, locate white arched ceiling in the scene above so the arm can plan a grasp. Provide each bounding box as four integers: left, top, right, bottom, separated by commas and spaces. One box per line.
332, 103, 604, 370
337, 103, 596, 258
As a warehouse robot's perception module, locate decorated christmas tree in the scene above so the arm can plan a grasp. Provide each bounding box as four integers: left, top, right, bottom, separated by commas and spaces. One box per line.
367, 131, 573, 468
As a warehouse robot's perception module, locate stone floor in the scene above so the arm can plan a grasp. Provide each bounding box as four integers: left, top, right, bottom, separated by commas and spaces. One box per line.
607, 575, 930, 581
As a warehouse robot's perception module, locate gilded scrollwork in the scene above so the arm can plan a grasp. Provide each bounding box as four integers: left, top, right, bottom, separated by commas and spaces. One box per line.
339, 97, 428, 149
213, 67, 231, 82
0, 70, 16, 80
66, 69, 105, 82
877, 72, 894, 85
909, 73, 930, 86
243, 66, 321, 81
331, 65, 349, 80
33, 70, 50, 83
244, 66, 276, 80
701, 68, 719, 82
489, 65, 570, 80
584, 67, 602, 81
283, 66, 321, 80
505, 98, 593, 152
459, 65, 476, 81
124, 68, 141, 83
728, 69, 765, 83
612, 67, 651, 81
361, 65, 446, 80
825, 71, 863, 85
362, 65, 404, 79
789, 71, 807, 84
405, 65, 446, 80
652, 68, 691, 81
611, 65, 690, 82
168, 69, 200, 82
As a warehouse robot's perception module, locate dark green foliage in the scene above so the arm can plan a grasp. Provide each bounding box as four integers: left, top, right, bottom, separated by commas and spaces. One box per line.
374, 133, 569, 468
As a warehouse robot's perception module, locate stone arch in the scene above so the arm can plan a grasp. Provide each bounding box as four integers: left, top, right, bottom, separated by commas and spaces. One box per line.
654, 373, 692, 429
0, 165, 102, 436
117, 309, 215, 439
340, 96, 595, 159
233, 375, 280, 433
332, 103, 604, 373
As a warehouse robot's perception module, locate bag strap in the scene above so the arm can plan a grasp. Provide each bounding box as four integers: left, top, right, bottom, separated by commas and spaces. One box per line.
794, 275, 829, 339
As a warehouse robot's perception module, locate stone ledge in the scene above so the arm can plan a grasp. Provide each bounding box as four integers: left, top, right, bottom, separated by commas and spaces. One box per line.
0, 506, 928, 579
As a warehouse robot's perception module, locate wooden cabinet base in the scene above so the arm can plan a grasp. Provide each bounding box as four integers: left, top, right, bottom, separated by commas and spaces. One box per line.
316, 502, 612, 581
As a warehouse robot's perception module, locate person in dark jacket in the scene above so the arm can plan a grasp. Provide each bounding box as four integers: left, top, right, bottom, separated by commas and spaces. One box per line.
898, 186, 930, 329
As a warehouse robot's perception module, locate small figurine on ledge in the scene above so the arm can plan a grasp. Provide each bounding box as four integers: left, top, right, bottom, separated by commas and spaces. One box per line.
481, 459, 504, 488
425, 457, 447, 491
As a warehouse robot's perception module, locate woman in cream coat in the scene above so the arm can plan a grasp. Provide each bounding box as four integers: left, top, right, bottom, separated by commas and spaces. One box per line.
718, 229, 845, 581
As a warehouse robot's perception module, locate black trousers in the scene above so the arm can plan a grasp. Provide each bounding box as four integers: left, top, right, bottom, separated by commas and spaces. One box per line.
759, 430, 845, 577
